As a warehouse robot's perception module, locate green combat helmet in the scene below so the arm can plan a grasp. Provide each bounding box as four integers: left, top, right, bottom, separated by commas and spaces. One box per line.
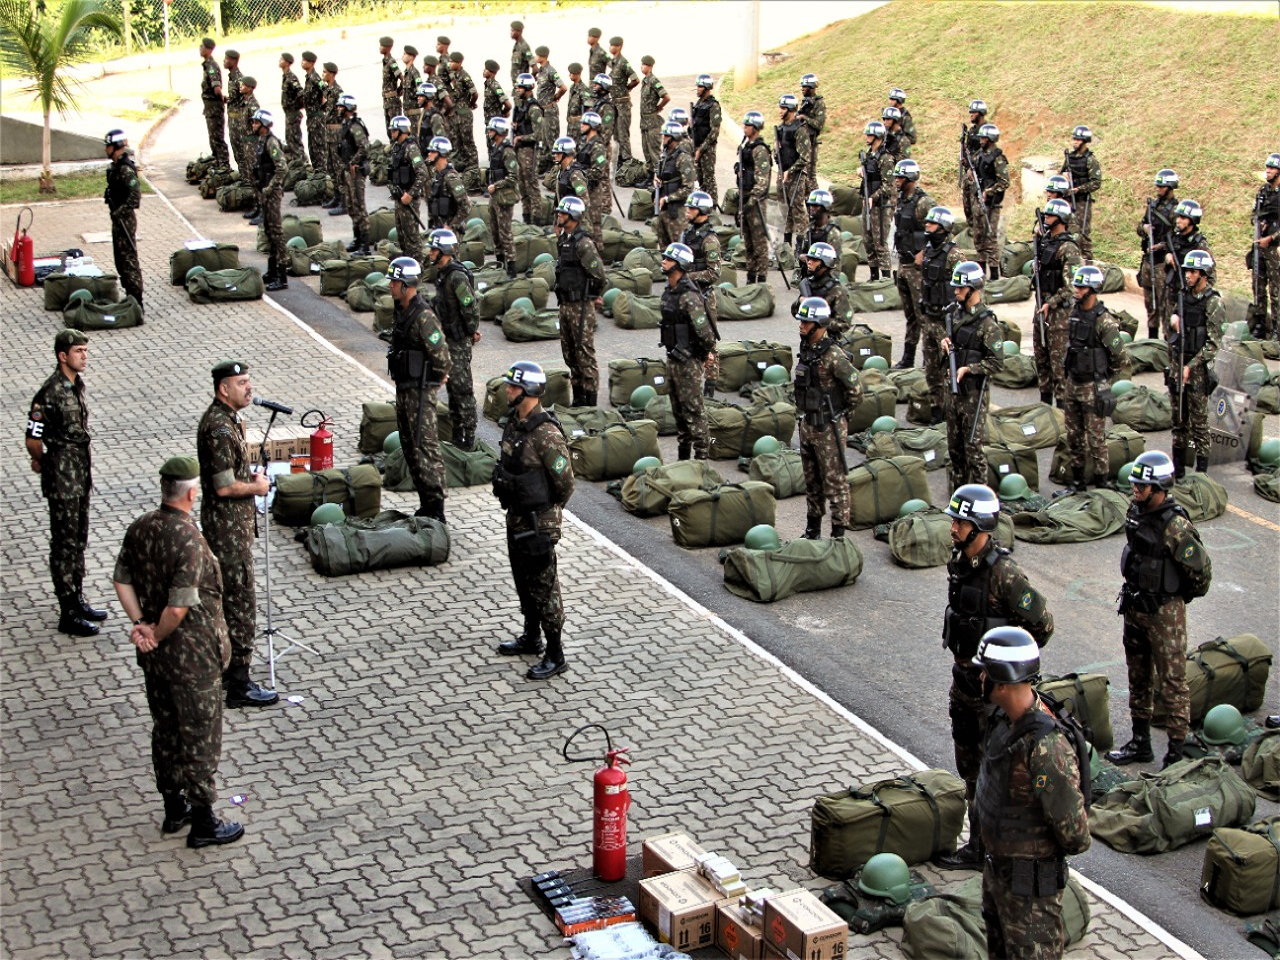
632, 455, 661, 475
365, 271, 385, 285
870, 415, 897, 434
752, 435, 782, 457
67, 288, 93, 304
1117, 461, 1137, 485
1111, 379, 1134, 398
1202, 704, 1247, 746
311, 502, 345, 525
863, 355, 889, 371
998, 473, 1029, 500
858, 853, 912, 905
1259, 438, 1280, 469
466, 216, 485, 233
287, 235, 307, 250
383, 430, 401, 454
763, 363, 789, 385
719, 281, 735, 292
1119, 330, 1134, 345
186, 265, 207, 282
462, 261, 477, 270
1242, 362, 1269, 392
743, 523, 781, 551
1226, 320, 1253, 342
1002, 340, 1019, 357
898, 498, 928, 517
602, 287, 621, 311
532, 252, 555, 267
630, 384, 657, 408
388, 227, 399, 243
511, 296, 535, 316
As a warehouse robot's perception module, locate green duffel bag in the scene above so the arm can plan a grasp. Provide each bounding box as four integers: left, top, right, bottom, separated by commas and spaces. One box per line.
288, 169, 332, 204
373, 294, 395, 335
627, 188, 654, 222
198, 165, 237, 198
346, 276, 393, 312
566, 419, 661, 481
375, 237, 403, 259
319, 256, 392, 296
707, 400, 797, 460
998, 316, 1023, 347
721, 187, 739, 217
715, 339, 793, 391
359, 401, 399, 454
381, 447, 415, 491
170, 241, 241, 284
809, 769, 966, 879
985, 441, 1041, 491
846, 456, 931, 530
366, 206, 397, 244
1243, 732, 1280, 801
622, 245, 662, 280
501, 305, 560, 342
462, 214, 492, 249
640, 395, 678, 435
987, 401, 1066, 451
848, 278, 901, 313
608, 357, 670, 406
442, 439, 498, 487
848, 381, 899, 433
1001, 240, 1035, 279
1113, 384, 1173, 431
282, 158, 310, 191
1126, 338, 1170, 373
1113, 308, 1140, 339
216, 181, 257, 212
512, 233, 557, 272
43, 270, 119, 311
1096, 261, 1127, 293
840, 239, 865, 280
600, 226, 659, 263
621, 459, 723, 517
718, 282, 777, 321
1036, 673, 1114, 752
288, 240, 347, 276
614, 156, 649, 187
668, 481, 777, 548
840, 324, 893, 369
887, 508, 1014, 570
1091, 756, 1257, 855
62, 295, 144, 330
530, 257, 557, 290
479, 276, 550, 320
483, 366, 571, 421
1200, 815, 1280, 915
865, 426, 949, 472
884, 366, 926, 402
1012, 489, 1129, 544
991, 351, 1037, 388
456, 239, 486, 266
1171, 472, 1229, 522
257, 213, 323, 252
748, 448, 805, 498
724, 536, 863, 603
718, 262, 738, 287
985, 274, 1033, 304
1154, 635, 1273, 728
1255, 468, 1280, 504
830, 183, 862, 217
747, 382, 796, 407
604, 266, 653, 298
551, 404, 625, 436
833, 214, 866, 238
186, 267, 265, 303
303, 510, 449, 576
1049, 424, 1146, 485
611, 291, 664, 329
186, 154, 215, 184
271, 464, 383, 525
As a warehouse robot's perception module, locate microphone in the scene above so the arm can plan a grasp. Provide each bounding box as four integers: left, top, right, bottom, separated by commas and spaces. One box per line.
252, 396, 294, 415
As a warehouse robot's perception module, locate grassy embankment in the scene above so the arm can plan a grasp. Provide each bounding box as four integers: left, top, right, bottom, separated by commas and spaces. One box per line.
720, 1, 1279, 294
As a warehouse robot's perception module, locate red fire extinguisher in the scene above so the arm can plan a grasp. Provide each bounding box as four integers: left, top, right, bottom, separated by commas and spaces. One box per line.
300, 409, 334, 471
564, 723, 632, 882
11, 207, 35, 287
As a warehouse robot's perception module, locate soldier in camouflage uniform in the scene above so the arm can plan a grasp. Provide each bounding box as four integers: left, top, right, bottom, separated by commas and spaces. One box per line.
1137, 169, 1180, 340
379, 36, 402, 132
797, 74, 825, 196
196, 361, 278, 709
959, 100, 987, 250
424, 136, 470, 236
1164, 200, 1216, 302
553, 197, 608, 407
198, 39, 230, 169
586, 28, 609, 87
1251, 154, 1280, 339
893, 159, 933, 367
936, 486, 1054, 871
882, 107, 910, 162
1111, 450, 1212, 769
553, 137, 591, 233
794, 297, 862, 539
429, 231, 481, 452
638, 55, 670, 179
971, 123, 1010, 280
26, 329, 105, 637
510, 74, 543, 224
654, 122, 696, 250
1060, 265, 1127, 492
224, 52, 246, 174
1168, 250, 1224, 478
250, 110, 289, 291
919, 207, 966, 425
737, 112, 773, 283
564, 63, 588, 130
942, 261, 1004, 489
533, 46, 567, 175
1043, 176, 1082, 238
579, 112, 611, 249
386, 257, 452, 520
1060, 126, 1102, 262
680, 191, 723, 395
588, 76, 616, 171
321, 63, 345, 213
113, 455, 244, 848
401, 46, 421, 128
301, 52, 325, 171
486, 118, 521, 277
795, 188, 842, 286
889, 87, 916, 150
415, 83, 449, 143
607, 37, 639, 164
103, 129, 142, 308
972, 628, 1090, 959
492, 361, 576, 680
860, 120, 895, 281
336, 94, 370, 252
1032, 199, 1083, 405
421, 55, 448, 107
659, 243, 717, 459
387, 115, 429, 264
236, 77, 261, 181
482, 59, 511, 123
446, 52, 479, 173
279, 53, 304, 160
794, 243, 854, 339
690, 75, 722, 203
510, 21, 533, 84
774, 95, 811, 246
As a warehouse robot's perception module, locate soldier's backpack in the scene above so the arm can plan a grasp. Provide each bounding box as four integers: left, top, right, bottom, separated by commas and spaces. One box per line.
723, 536, 864, 603
986, 401, 1065, 450
198, 165, 237, 198
1200, 815, 1280, 915
865, 426, 949, 472
1112, 384, 1174, 431
43, 270, 119, 311
62, 295, 144, 331
715, 340, 793, 391
1243, 731, 1280, 801
990, 350, 1037, 388
984, 441, 1041, 491
292, 171, 335, 206
748, 449, 805, 498
441, 439, 499, 488
884, 508, 1014, 570
483, 367, 572, 422
1036, 673, 1114, 752
839, 324, 893, 369
984, 275, 1033, 304
1153, 635, 1273, 728
847, 278, 902, 313
848, 380, 901, 433
608, 357, 670, 406
1049, 424, 1146, 486
303, 510, 449, 576
186, 267, 265, 303
1171, 472, 1229, 522
319, 256, 392, 296
706, 400, 797, 460
256, 213, 323, 252
478, 276, 550, 320
271, 464, 383, 525
501, 306, 561, 342
846, 456, 931, 529
620, 460, 723, 517
288, 240, 349, 277
611, 291, 664, 329
667, 481, 778, 548
1090, 756, 1257, 854
359, 401, 399, 454
1012, 489, 1130, 544
627, 188, 654, 222
215, 181, 257, 212
718, 282, 777, 321
170, 241, 241, 284
565, 420, 661, 481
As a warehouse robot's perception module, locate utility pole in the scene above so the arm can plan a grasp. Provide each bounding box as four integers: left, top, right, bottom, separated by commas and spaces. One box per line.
736, 0, 760, 91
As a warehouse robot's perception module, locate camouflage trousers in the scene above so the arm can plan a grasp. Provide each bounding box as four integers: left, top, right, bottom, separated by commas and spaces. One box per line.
507, 525, 564, 632
806, 140, 820, 198
559, 301, 599, 395
778, 173, 807, 242
445, 337, 478, 436
640, 123, 661, 178
325, 127, 344, 191
1061, 377, 1109, 481
613, 98, 634, 162
1171, 363, 1212, 459
396, 383, 447, 501
343, 167, 369, 238
258, 184, 287, 267
206, 533, 256, 667
983, 860, 1068, 960
896, 264, 924, 352
1257, 251, 1280, 339
588, 182, 610, 249
1137, 258, 1169, 337
654, 207, 683, 250
961, 179, 980, 238
143, 660, 223, 806
203, 103, 231, 169
1033, 304, 1071, 402
864, 201, 891, 272
47, 494, 90, 601
489, 199, 516, 264
516, 147, 539, 223
306, 113, 326, 170
922, 314, 949, 414
537, 102, 560, 173
667, 355, 709, 458
1123, 599, 1190, 740
741, 201, 770, 278
950, 660, 989, 845
228, 111, 248, 175
110, 208, 143, 305
946, 375, 990, 489
1076, 198, 1095, 262
284, 110, 304, 159
695, 144, 717, 204
451, 109, 479, 173
800, 418, 850, 527
382, 98, 400, 134
973, 203, 1002, 272
394, 201, 424, 264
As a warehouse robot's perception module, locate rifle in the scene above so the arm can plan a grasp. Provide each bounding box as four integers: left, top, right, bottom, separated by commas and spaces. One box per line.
823, 392, 848, 472
957, 125, 967, 192
388, 181, 426, 230
1175, 284, 1187, 424
609, 153, 625, 218
1031, 207, 1046, 349
858, 150, 872, 238
1145, 199, 1159, 303
757, 198, 792, 290
653, 146, 664, 217
734, 141, 745, 228
1248, 196, 1266, 335
944, 302, 960, 395
963, 142, 992, 235
968, 374, 988, 446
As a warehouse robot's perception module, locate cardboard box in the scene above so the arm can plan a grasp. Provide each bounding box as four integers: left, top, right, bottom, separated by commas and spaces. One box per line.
762, 888, 848, 960
244, 423, 312, 464
642, 831, 707, 878
717, 899, 765, 960
638, 869, 720, 953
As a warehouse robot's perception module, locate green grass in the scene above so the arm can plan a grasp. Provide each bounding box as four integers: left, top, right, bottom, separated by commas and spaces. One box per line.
720, 1, 1279, 294
0, 171, 154, 205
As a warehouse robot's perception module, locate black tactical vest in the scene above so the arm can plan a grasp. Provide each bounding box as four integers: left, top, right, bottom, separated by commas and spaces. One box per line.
738, 139, 763, 195
556, 162, 584, 202
488, 141, 513, 185
862, 148, 884, 197
512, 99, 534, 138
792, 337, 844, 424
391, 139, 416, 191
952, 309, 994, 371
1122, 499, 1188, 600
1168, 228, 1209, 278
691, 95, 716, 146
387, 294, 430, 384
555, 228, 589, 301
656, 148, 680, 200
1065, 150, 1091, 194
1257, 185, 1280, 236
433, 261, 474, 341
106, 156, 137, 209
894, 190, 929, 256
1038, 233, 1070, 297
660, 277, 700, 358
944, 546, 1012, 659
974, 147, 1004, 205
1177, 289, 1218, 358
253, 136, 275, 189
494, 410, 556, 512
681, 221, 712, 273
428, 166, 458, 222
921, 240, 956, 312
1065, 302, 1110, 381
776, 121, 801, 172
339, 116, 368, 162
975, 709, 1068, 859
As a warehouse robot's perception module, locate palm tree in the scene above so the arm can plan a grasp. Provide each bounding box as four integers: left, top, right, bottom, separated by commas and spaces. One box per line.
0, 0, 123, 193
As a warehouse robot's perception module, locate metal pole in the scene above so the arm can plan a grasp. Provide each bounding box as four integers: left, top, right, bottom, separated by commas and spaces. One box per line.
164, 1, 171, 91
301, 0, 309, 24
122, 0, 132, 56
735, 0, 760, 92
211, 0, 222, 38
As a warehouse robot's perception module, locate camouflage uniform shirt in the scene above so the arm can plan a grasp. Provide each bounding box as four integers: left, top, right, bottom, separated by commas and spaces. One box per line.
27, 369, 91, 499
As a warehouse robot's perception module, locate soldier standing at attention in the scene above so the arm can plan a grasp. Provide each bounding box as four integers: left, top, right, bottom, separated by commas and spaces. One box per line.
959, 100, 987, 248
301, 52, 325, 171
424, 136, 470, 235
564, 63, 588, 131
1252, 154, 1280, 339
888, 87, 916, 150
679, 191, 724, 395
795, 189, 842, 285
1164, 199, 1216, 295
882, 106, 910, 162
401, 46, 421, 128
553, 197, 607, 408
774, 95, 810, 248
1060, 265, 1126, 493
321, 63, 345, 214
607, 36, 639, 164
587, 75, 616, 168
1042, 176, 1082, 236
236, 78, 261, 213
250, 110, 289, 292
794, 297, 862, 540
794, 243, 853, 338
198, 38, 230, 168
511, 74, 543, 224
1109, 450, 1212, 769
379, 36, 402, 132
113, 455, 244, 849
935, 487, 1054, 872
972, 123, 1010, 281
1033, 199, 1083, 406
26, 329, 106, 637
386, 257, 452, 521
654, 121, 696, 250
972, 628, 1090, 959
553, 137, 591, 234
533, 45, 567, 175
736, 111, 772, 284
482, 60, 511, 124
919, 207, 966, 426
387, 115, 428, 265
1137, 169, 1179, 339
279, 53, 304, 160
659, 243, 717, 460
797, 74, 825, 196
510, 21, 533, 85
223, 50, 246, 175
690, 74, 721, 203
892, 158, 933, 368
491, 362, 575, 681
415, 83, 449, 143
486, 118, 520, 278
429, 230, 480, 453
579, 112, 610, 249
103, 129, 143, 309
586, 28, 609, 87
446, 52, 480, 173
941, 261, 1004, 489
638, 55, 670, 180
336, 94, 370, 253
1060, 126, 1102, 262
860, 120, 894, 282
1168, 250, 1224, 478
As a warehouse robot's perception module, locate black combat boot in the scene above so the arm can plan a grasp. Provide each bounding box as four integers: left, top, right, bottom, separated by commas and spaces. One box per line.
506, 259, 519, 279
58, 596, 99, 637
321, 196, 339, 210
223, 664, 279, 708
242, 205, 260, 220
247, 209, 263, 226
677, 441, 691, 461
186, 805, 245, 849
266, 258, 288, 291
1161, 737, 1186, 770
422, 498, 446, 523
582, 390, 597, 408
76, 591, 108, 622
346, 235, 362, 253
454, 430, 474, 452
497, 618, 544, 655
1195, 455, 1208, 475
1040, 390, 1054, 407
802, 516, 822, 540
830, 522, 846, 539
703, 378, 716, 398
783, 232, 792, 247
328, 202, 347, 217
1171, 443, 1187, 480
894, 345, 916, 369
1107, 719, 1155, 765
869, 266, 881, 282
161, 792, 192, 835
934, 839, 983, 870
930, 405, 947, 426
989, 263, 1001, 281
527, 626, 568, 680
1147, 323, 1160, 341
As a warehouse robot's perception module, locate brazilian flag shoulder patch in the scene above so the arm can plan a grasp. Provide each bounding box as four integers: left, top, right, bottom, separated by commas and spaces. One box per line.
428, 329, 442, 344
551, 454, 568, 474
1019, 590, 1034, 610
1035, 774, 1048, 790
1183, 543, 1197, 561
